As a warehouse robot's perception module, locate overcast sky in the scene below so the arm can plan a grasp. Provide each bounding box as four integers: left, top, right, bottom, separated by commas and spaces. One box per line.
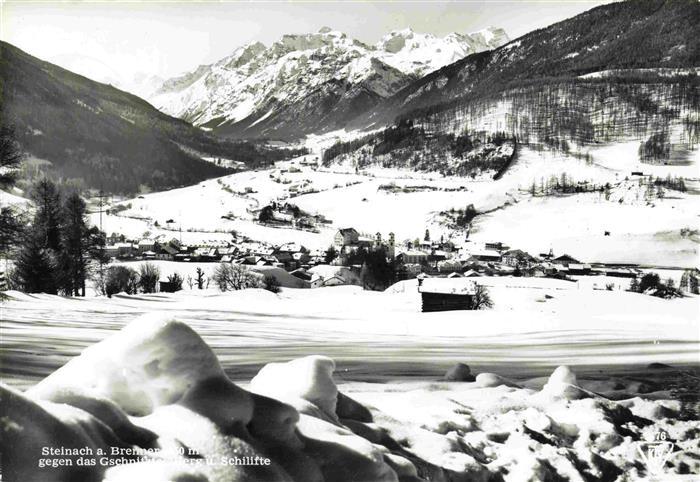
1, 1, 612, 83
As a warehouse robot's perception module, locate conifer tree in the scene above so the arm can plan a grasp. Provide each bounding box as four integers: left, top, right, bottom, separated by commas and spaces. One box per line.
12, 231, 57, 293
0, 125, 23, 188
629, 277, 640, 292
31, 179, 62, 251
0, 126, 24, 268
59, 193, 96, 296
12, 179, 63, 293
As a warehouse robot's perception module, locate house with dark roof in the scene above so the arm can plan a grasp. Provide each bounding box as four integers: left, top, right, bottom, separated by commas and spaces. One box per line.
470, 249, 502, 262
552, 254, 580, 265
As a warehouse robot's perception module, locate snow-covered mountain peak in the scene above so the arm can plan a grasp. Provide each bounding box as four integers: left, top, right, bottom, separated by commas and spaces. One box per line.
149, 25, 509, 138
219, 42, 267, 69
377, 28, 435, 54
274, 29, 350, 53
469, 26, 510, 48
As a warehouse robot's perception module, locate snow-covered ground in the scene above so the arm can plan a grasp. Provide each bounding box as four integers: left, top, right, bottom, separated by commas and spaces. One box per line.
90, 143, 699, 266
2, 279, 697, 388
2, 284, 698, 481
0, 186, 31, 208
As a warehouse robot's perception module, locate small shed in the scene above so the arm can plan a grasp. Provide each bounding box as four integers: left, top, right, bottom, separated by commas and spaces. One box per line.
418, 278, 477, 312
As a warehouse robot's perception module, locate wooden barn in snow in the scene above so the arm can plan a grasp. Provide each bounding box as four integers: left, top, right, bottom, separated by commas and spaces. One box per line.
418, 278, 477, 312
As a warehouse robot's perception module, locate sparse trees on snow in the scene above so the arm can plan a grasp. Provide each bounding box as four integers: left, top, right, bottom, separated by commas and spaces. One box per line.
0, 125, 24, 188
470, 284, 493, 310
195, 267, 206, 289
138, 263, 160, 293
0, 126, 24, 267
324, 246, 338, 264
258, 205, 274, 223
103, 266, 139, 297
213, 263, 260, 291
629, 277, 640, 292
638, 272, 660, 292
263, 275, 281, 294
166, 273, 184, 292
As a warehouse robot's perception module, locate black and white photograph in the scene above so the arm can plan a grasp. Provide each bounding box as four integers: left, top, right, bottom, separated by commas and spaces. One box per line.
0, 0, 698, 480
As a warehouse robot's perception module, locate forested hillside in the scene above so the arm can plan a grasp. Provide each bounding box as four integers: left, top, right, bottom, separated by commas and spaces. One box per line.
406, 77, 697, 156
351, 0, 699, 158
322, 120, 516, 178
0, 42, 300, 194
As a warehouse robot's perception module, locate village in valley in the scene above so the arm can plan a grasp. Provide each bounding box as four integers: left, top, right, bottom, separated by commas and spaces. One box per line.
99, 199, 697, 307
104, 224, 643, 287
90, 139, 699, 304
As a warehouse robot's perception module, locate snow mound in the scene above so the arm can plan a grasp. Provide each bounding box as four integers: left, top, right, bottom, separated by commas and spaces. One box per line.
545, 365, 578, 386
250, 355, 339, 419
475, 372, 520, 388
443, 362, 476, 381
5, 315, 403, 482
29, 313, 233, 416
541, 365, 591, 400
0, 384, 126, 482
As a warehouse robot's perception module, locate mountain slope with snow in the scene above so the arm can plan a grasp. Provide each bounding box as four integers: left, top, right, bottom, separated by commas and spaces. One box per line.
363, 0, 700, 128
150, 27, 509, 140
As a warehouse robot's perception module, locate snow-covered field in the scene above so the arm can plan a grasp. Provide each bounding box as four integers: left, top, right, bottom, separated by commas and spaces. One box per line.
90, 143, 699, 266
2, 283, 698, 481
2, 279, 697, 388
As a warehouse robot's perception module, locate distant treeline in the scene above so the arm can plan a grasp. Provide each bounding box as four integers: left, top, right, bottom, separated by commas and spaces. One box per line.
19, 137, 308, 196
323, 120, 515, 177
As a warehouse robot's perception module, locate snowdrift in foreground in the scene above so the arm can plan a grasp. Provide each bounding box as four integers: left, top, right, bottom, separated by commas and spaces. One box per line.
1, 315, 698, 481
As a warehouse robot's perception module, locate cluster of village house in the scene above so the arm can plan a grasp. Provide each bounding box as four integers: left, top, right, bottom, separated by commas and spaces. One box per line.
104, 234, 324, 269
268, 157, 321, 198
103, 226, 640, 287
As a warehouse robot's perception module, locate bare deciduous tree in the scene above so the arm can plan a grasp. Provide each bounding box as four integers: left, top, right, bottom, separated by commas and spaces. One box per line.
212, 263, 260, 291
471, 285, 493, 310
195, 267, 206, 289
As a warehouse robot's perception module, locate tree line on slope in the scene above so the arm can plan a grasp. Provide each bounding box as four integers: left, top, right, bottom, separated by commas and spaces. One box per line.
322, 120, 516, 178
398, 76, 699, 153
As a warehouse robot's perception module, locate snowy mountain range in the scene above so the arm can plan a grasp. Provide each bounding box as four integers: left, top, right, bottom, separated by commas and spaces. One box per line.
148, 26, 509, 139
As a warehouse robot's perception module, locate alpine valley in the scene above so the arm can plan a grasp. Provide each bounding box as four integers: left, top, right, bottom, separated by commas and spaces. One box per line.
1, 3, 700, 481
